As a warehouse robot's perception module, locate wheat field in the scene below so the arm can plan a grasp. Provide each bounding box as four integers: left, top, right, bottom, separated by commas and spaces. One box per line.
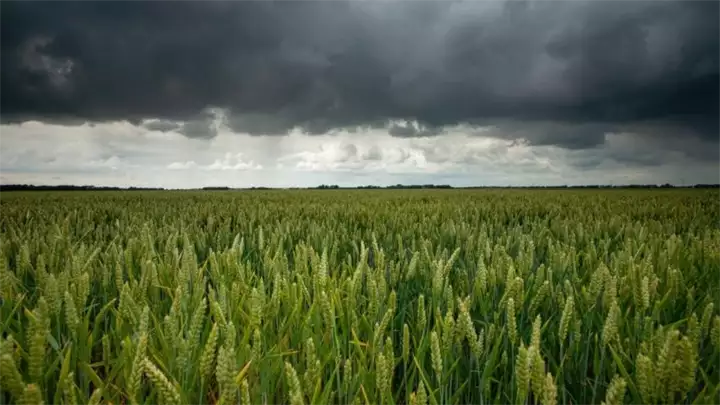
0, 189, 718, 405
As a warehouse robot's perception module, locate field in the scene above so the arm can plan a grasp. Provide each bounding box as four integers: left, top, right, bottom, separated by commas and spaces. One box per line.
0, 189, 719, 405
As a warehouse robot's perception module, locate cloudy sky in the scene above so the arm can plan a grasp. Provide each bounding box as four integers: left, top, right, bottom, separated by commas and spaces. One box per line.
1, 1, 718, 188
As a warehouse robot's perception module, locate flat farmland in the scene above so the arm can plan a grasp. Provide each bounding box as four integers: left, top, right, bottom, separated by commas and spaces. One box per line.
0, 189, 718, 404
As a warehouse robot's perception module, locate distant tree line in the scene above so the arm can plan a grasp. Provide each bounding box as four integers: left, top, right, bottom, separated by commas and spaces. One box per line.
355, 184, 453, 189
0, 184, 165, 191
318, 184, 719, 190
1, 183, 718, 192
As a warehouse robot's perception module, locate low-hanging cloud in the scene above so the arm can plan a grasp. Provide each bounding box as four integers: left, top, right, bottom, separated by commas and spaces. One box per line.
0, 0, 717, 155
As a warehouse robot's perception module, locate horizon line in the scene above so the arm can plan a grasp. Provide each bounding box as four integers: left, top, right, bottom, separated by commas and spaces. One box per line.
1, 183, 719, 192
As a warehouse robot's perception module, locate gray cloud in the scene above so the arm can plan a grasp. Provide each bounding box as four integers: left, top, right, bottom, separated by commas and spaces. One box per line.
143, 119, 181, 133
363, 145, 383, 161
1, 0, 717, 155
179, 121, 217, 139
177, 111, 219, 139
388, 121, 444, 138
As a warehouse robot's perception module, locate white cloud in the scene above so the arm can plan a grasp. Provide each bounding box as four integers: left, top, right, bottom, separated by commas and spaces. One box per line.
167, 153, 261, 171
87, 155, 124, 170
167, 161, 198, 170
0, 120, 717, 188
207, 153, 262, 171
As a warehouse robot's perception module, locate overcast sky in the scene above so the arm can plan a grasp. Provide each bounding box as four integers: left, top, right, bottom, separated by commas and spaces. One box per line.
1, 1, 718, 187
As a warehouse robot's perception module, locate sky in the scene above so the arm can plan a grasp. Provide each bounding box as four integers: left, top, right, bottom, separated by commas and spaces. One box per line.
1, 0, 718, 188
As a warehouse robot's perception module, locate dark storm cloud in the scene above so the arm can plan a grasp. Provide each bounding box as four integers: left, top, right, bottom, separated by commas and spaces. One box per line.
1, 0, 718, 151
476, 121, 615, 150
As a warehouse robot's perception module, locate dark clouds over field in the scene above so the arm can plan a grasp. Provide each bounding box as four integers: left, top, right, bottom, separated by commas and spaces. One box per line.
1, 1, 718, 187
